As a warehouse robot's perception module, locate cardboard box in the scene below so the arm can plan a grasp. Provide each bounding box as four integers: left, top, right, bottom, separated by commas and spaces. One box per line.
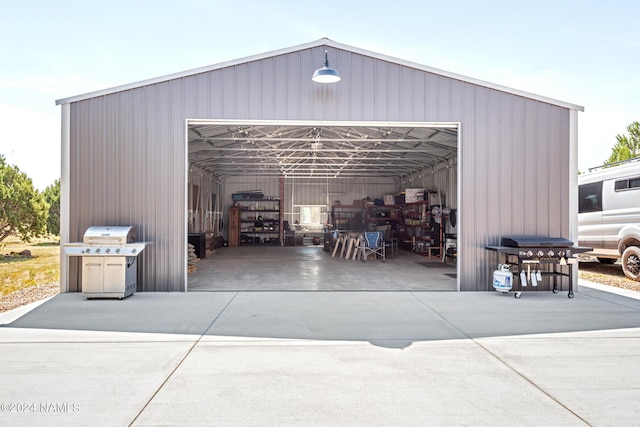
405, 188, 425, 203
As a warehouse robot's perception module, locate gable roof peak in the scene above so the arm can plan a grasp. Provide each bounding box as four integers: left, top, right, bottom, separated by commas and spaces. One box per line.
56, 38, 583, 111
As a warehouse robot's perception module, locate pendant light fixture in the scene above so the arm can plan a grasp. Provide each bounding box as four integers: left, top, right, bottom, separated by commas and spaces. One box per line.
312, 49, 341, 83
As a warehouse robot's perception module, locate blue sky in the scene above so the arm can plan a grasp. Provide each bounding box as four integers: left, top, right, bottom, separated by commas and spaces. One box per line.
1, 0, 638, 189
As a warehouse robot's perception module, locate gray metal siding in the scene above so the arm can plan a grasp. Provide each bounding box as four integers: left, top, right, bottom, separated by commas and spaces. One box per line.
283, 179, 397, 209
69, 85, 186, 292
459, 89, 571, 291
67, 45, 573, 292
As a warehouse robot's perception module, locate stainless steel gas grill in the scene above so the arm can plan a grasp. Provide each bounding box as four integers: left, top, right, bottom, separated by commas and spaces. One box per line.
63, 226, 151, 299
486, 236, 592, 298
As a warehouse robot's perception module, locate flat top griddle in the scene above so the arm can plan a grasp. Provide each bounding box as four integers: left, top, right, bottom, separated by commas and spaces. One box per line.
485, 236, 593, 299
501, 236, 574, 248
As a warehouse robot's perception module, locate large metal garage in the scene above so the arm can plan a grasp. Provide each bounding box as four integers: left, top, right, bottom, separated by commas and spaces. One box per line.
56, 38, 583, 293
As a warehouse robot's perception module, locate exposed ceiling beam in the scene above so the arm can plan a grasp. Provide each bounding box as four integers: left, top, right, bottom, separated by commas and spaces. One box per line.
188, 123, 457, 179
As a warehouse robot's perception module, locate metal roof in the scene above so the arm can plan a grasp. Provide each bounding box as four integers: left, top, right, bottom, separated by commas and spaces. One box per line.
188, 120, 458, 179
56, 38, 584, 112
57, 38, 581, 180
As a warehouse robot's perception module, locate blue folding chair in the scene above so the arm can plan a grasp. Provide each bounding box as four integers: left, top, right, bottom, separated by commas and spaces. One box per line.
361, 231, 385, 262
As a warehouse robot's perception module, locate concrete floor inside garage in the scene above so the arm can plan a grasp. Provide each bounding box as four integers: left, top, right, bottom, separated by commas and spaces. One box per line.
188, 245, 457, 291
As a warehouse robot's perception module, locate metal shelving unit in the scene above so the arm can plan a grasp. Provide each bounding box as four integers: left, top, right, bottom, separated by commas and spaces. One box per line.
229, 199, 282, 246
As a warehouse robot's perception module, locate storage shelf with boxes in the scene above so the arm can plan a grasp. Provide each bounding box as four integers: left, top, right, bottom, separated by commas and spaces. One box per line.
324, 189, 454, 260
229, 197, 282, 246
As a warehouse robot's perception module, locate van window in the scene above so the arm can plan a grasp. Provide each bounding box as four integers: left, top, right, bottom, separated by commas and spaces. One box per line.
614, 176, 640, 192
615, 180, 628, 191
578, 182, 602, 213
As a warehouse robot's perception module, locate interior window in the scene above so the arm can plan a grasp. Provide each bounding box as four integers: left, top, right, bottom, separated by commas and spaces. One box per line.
300, 205, 322, 224
629, 176, 640, 189
578, 182, 602, 213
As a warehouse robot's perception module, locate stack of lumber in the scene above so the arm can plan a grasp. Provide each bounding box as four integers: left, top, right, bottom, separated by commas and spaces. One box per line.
187, 243, 198, 273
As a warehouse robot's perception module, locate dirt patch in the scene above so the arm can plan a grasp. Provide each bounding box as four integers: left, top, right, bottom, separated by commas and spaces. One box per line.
1, 236, 60, 312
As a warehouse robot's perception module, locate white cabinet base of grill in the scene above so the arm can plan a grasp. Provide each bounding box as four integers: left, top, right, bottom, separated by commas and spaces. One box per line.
82, 256, 137, 299
63, 226, 150, 299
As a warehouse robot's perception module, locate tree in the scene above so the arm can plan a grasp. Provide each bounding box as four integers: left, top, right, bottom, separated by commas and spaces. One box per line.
0, 155, 49, 243
43, 179, 60, 236
604, 121, 640, 165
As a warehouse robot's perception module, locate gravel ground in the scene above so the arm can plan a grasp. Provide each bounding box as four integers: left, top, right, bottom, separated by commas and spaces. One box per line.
0, 261, 638, 313
578, 260, 640, 292
0, 282, 60, 313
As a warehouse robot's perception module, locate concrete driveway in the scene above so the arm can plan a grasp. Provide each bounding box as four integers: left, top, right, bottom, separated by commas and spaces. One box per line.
0, 281, 639, 426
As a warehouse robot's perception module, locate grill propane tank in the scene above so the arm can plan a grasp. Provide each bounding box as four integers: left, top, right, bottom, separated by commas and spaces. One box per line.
493, 264, 513, 293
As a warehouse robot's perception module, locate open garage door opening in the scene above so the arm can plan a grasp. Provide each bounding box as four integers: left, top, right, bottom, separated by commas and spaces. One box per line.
186, 120, 459, 291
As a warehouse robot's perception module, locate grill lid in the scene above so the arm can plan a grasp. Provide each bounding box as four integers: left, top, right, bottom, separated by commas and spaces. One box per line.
83, 226, 136, 245
502, 236, 573, 248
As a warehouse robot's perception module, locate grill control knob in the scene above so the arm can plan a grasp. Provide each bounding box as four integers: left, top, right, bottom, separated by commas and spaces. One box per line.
537, 250, 544, 257
85, 248, 91, 253
95, 248, 101, 254
105, 248, 111, 254
116, 248, 121, 254
527, 250, 533, 257
547, 250, 555, 257
131, 248, 137, 254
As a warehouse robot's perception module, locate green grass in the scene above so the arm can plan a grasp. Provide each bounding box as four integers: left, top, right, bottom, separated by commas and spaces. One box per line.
0, 236, 60, 296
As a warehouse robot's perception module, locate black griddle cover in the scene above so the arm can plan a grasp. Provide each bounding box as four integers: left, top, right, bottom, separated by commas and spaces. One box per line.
502, 236, 573, 248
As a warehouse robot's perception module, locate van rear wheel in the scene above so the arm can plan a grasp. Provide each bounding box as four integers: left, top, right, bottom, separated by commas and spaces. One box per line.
621, 246, 640, 281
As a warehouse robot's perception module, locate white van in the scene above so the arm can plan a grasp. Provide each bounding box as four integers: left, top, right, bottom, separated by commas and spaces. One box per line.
578, 157, 640, 281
